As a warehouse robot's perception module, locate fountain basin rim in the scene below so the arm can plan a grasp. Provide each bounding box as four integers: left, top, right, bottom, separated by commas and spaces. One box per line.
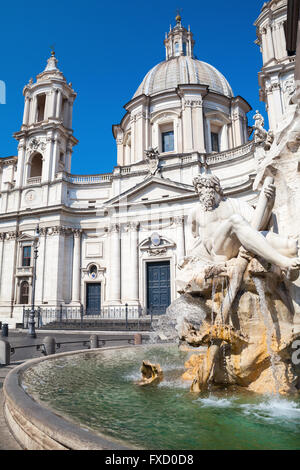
4, 344, 158, 450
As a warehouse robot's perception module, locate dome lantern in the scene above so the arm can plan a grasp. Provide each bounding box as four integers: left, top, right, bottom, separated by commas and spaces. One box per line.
164, 15, 195, 60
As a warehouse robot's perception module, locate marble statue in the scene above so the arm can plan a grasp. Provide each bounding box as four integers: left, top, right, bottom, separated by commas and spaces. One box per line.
253, 110, 274, 151
186, 174, 299, 272
159, 173, 300, 395
177, 174, 299, 297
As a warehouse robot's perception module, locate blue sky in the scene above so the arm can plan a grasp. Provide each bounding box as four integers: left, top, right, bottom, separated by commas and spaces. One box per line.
0, 0, 266, 175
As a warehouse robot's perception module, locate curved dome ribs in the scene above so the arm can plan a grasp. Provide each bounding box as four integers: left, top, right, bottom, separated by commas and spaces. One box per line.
133, 57, 233, 99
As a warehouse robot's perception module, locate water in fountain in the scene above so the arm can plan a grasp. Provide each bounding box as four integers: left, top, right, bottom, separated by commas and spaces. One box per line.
207, 277, 218, 391
220, 276, 229, 388
253, 276, 280, 395
21, 345, 300, 450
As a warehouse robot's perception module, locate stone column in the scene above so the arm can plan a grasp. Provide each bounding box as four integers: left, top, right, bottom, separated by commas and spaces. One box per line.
130, 115, 136, 164
270, 82, 283, 127
51, 89, 57, 118
15, 140, 26, 188
266, 24, 275, 62
135, 111, 146, 162
30, 95, 37, 124
220, 124, 229, 151
66, 145, 73, 173
182, 101, 193, 152
174, 215, 185, 262
35, 228, 47, 304
123, 222, 139, 302
116, 135, 124, 166
261, 28, 269, 64
266, 86, 276, 130
22, 97, 30, 126
108, 224, 121, 304
206, 118, 212, 152
67, 100, 73, 128
44, 226, 65, 305
43, 131, 54, 183
272, 24, 281, 60
72, 229, 81, 303
0, 233, 5, 302
278, 21, 287, 58
56, 90, 62, 119
51, 134, 59, 181
193, 100, 206, 153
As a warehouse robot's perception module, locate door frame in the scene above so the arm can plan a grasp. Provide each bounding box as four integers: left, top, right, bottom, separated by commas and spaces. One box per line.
85, 282, 101, 314
142, 257, 174, 314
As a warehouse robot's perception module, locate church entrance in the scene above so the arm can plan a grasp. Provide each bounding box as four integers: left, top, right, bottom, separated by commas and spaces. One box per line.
146, 261, 170, 315
86, 283, 101, 315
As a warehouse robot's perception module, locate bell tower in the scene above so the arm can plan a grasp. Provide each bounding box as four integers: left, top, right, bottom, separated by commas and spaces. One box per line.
14, 50, 78, 190
254, 0, 295, 131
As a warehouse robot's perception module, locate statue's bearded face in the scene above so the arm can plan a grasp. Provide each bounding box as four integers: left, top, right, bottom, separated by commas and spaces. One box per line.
192, 175, 224, 211
197, 185, 219, 211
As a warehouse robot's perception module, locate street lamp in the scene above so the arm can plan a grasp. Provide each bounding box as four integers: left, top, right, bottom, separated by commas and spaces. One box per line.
28, 224, 40, 338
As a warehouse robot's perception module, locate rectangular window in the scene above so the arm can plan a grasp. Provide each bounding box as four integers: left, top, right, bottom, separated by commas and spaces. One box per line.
211, 132, 220, 152
22, 246, 31, 267
162, 130, 174, 153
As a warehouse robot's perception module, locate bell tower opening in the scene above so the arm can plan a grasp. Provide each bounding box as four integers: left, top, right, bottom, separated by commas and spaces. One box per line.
36, 94, 46, 122
30, 153, 43, 178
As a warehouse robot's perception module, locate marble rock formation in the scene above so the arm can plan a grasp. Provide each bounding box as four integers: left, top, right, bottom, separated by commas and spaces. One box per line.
181, 257, 299, 395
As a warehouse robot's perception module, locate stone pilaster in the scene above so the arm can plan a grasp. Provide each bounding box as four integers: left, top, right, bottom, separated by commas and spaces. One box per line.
122, 222, 139, 303
72, 229, 82, 303
174, 215, 185, 262
108, 224, 121, 304
35, 227, 47, 304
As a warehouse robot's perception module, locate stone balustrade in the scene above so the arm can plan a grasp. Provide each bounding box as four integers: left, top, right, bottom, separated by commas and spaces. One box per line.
26, 176, 42, 185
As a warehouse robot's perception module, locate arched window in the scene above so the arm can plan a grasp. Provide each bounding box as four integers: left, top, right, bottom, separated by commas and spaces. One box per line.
174, 42, 180, 56
89, 265, 98, 279
183, 42, 187, 56
30, 153, 43, 178
20, 281, 29, 304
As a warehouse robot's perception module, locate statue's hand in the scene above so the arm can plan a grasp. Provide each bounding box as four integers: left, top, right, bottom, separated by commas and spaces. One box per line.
264, 183, 276, 202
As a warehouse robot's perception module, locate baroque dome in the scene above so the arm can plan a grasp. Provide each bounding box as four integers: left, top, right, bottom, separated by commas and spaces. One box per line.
133, 56, 234, 99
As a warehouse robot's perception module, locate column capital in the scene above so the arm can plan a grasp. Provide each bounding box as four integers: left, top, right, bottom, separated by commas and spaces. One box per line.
174, 215, 184, 226
126, 221, 140, 232
73, 228, 82, 238
109, 223, 120, 233
39, 227, 48, 236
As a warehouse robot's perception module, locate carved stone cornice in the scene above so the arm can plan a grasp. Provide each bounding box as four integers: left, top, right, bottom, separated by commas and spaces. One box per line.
147, 248, 167, 256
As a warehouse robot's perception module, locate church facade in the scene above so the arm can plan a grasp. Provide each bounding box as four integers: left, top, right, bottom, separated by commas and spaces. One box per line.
0, 0, 295, 326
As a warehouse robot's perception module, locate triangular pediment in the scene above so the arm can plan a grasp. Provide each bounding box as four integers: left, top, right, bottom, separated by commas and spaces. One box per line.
17, 233, 36, 242
105, 176, 195, 207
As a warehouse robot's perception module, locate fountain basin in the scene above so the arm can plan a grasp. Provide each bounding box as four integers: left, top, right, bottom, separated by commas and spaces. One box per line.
3, 346, 135, 450
4, 344, 300, 450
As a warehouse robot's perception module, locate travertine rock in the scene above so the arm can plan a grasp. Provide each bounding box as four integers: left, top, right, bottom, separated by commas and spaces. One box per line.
136, 360, 163, 386
179, 265, 300, 395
